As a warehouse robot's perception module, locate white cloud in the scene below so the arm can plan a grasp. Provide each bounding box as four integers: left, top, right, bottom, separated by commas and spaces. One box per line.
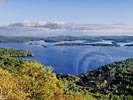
0, 21, 133, 36
10, 21, 47, 27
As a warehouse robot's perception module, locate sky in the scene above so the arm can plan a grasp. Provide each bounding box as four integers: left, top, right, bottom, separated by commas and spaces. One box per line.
0, 0, 133, 36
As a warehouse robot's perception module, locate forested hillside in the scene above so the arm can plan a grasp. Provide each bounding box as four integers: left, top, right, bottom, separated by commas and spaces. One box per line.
58, 58, 133, 100
0, 48, 34, 57
0, 47, 132, 100
0, 48, 96, 100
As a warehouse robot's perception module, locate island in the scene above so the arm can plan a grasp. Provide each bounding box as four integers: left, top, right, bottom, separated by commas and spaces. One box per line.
125, 44, 133, 46
54, 42, 120, 46
42, 44, 48, 48
1, 35, 133, 47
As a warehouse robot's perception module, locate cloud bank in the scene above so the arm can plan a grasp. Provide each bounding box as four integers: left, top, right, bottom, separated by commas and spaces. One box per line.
0, 21, 133, 37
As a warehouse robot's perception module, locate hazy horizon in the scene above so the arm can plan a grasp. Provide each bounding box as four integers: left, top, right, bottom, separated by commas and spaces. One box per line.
0, 0, 133, 36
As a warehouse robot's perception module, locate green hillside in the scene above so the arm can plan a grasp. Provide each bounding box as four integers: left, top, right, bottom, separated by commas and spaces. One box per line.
0, 47, 132, 100
58, 58, 133, 100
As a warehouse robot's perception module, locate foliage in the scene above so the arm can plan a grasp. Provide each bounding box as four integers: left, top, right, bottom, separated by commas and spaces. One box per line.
0, 56, 64, 100
0, 48, 34, 57
0, 69, 28, 100
0, 47, 132, 100
58, 58, 133, 100
0, 56, 97, 100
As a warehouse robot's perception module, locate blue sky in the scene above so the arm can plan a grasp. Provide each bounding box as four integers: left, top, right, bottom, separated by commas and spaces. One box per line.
0, 0, 133, 36
0, 0, 133, 25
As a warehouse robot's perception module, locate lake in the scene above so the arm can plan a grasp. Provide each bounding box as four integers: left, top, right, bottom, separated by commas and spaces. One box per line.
0, 42, 133, 75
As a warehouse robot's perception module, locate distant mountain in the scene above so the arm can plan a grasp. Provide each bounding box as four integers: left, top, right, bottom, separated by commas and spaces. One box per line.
44, 36, 133, 43
0, 35, 43, 42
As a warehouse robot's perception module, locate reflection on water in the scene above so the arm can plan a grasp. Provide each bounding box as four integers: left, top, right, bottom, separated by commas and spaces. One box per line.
0, 42, 133, 75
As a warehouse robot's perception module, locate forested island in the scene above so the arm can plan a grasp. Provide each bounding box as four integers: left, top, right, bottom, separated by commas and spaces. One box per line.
1, 35, 133, 47
44, 36, 133, 43
54, 43, 120, 46
0, 47, 132, 100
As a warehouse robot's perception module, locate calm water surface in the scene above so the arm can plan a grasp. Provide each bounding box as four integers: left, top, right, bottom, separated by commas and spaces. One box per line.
0, 42, 133, 74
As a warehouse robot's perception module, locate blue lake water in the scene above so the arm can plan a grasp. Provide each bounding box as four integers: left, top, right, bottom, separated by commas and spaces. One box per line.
0, 42, 133, 75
